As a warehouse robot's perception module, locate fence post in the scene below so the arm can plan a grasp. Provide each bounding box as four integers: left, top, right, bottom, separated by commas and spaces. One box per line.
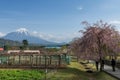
45, 55, 47, 68
50, 55, 52, 65
19, 55, 21, 65
36, 55, 38, 66
39, 55, 41, 65
58, 55, 61, 66
31, 55, 33, 67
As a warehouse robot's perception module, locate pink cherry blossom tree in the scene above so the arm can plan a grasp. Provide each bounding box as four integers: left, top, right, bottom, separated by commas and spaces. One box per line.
70, 20, 120, 71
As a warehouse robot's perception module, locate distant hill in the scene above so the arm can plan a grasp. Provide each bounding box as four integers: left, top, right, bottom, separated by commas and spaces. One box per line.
3, 28, 66, 46
0, 38, 21, 47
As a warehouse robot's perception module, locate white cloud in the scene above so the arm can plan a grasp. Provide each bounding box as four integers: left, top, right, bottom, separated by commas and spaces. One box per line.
109, 20, 120, 33
77, 6, 83, 10
0, 32, 5, 37
33, 31, 38, 34
32, 31, 80, 43
109, 20, 120, 25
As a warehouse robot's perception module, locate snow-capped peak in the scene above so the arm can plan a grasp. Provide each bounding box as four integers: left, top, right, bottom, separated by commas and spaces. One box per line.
16, 28, 28, 32
16, 28, 29, 35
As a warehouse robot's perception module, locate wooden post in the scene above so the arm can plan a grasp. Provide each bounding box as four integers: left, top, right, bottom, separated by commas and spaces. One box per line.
19, 55, 21, 65
32, 55, 34, 67
58, 55, 61, 66
45, 55, 47, 68
50, 55, 52, 65
8, 55, 11, 66
36, 55, 38, 66
29, 55, 31, 65
7, 55, 9, 65
24, 55, 27, 65
39, 55, 41, 65
31, 55, 33, 67
13, 55, 15, 65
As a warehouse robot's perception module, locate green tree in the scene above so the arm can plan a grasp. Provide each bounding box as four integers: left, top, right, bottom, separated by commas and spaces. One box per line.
22, 40, 28, 49
19, 46, 24, 50
3, 45, 9, 51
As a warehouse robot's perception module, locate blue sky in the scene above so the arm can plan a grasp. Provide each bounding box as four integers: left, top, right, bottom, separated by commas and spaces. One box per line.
0, 0, 120, 42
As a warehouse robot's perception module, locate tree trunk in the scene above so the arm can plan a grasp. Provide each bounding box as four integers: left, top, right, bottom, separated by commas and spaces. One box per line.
98, 37, 103, 71
100, 58, 102, 71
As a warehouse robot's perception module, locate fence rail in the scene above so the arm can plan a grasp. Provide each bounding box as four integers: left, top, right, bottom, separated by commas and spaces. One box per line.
0, 53, 68, 69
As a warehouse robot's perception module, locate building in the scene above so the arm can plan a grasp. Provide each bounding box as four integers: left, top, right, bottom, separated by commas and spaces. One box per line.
7, 50, 40, 54
0, 48, 4, 51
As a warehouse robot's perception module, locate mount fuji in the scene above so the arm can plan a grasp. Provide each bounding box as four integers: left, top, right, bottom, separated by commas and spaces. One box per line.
3, 28, 59, 46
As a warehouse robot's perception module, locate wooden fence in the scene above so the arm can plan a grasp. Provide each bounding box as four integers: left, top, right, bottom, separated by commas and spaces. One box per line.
0, 53, 68, 69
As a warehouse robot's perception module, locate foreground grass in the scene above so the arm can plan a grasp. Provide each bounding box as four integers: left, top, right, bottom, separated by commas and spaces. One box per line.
47, 62, 118, 80
0, 62, 118, 80
0, 69, 44, 80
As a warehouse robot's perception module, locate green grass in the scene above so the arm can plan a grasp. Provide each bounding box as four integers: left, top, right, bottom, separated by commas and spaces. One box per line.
105, 56, 120, 61
46, 62, 119, 80
0, 62, 118, 80
0, 69, 44, 80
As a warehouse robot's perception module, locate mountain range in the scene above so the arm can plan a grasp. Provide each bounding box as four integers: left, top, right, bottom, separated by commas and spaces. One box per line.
2, 28, 66, 46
